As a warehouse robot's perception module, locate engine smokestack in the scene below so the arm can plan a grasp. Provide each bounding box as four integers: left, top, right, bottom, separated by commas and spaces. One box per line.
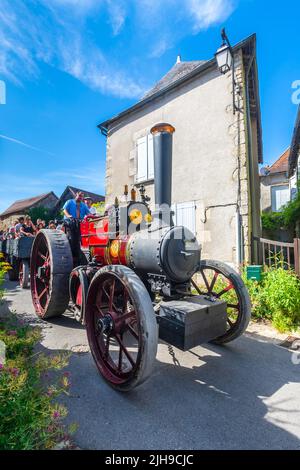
150, 123, 175, 212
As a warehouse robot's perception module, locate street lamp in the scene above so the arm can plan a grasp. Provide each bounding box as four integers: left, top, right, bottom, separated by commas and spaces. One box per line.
215, 28, 241, 114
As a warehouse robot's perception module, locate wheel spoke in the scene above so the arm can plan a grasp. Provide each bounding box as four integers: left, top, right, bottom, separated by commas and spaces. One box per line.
109, 279, 115, 311
104, 333, 111, 357
216, 283, 234, 298
38, 286, 48, 300
227, 304, 239, 310
115, 310, 136, 324
191, 279, 204, 295
209, 272, 219, 292
201, 270, 210, 292
127, 323, 139, 340
115, 334, 135, 367
227, 318, 234, 327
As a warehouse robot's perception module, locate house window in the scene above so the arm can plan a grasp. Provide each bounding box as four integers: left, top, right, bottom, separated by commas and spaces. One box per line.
172, 201, 196, 235
271, 185, 290, 212
136, 134, 154, 183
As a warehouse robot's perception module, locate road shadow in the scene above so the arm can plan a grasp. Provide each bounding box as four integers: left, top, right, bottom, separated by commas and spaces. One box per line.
1, 278, 300, 450
57, 334, 300, 450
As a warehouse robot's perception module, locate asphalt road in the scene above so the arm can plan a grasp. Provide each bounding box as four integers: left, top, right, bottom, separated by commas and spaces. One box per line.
1, 279, 300, 450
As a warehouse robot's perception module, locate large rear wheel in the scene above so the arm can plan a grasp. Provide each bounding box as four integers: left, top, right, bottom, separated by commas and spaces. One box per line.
85, 265, 158, 391
192, 260, 251, 344
30, 230, 73, 319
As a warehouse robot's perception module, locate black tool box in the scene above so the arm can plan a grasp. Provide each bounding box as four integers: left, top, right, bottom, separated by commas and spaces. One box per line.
157, 296, 227, 351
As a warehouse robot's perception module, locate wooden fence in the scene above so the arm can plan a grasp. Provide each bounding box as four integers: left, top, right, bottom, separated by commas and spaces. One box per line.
253, 237, 300, 276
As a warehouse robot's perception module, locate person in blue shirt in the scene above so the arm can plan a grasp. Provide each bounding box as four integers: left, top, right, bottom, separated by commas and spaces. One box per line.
63, 191, 90, 220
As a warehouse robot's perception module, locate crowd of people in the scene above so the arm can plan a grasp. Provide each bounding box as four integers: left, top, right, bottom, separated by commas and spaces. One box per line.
0, 192, 99, 242
0, 216, 59, 241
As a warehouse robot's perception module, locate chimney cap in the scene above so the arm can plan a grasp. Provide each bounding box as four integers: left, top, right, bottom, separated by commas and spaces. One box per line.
151, 123, 175, 135
176, 54, 181, 64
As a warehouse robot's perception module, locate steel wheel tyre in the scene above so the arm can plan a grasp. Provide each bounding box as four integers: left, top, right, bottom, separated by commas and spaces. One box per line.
30, 230, 73, 319
85, 265, 158, 392
192, 259, 251, 344
19, 260, 29, 289
69, 268, 89, 324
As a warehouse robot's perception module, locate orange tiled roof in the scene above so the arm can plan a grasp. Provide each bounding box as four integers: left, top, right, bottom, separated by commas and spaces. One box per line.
268, 148, 290, 174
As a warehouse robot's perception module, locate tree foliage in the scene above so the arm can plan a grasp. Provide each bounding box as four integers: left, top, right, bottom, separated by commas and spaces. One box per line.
27, 206, 52, 224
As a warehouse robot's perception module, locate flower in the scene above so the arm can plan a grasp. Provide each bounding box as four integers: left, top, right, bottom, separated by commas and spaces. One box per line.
8, 330, 17, 336
52, 410, 61, 419
10, 367, 19, 377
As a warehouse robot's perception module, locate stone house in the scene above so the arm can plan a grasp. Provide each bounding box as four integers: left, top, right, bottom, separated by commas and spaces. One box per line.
98, 34, 263, 266
0, 192, 58, 230
260, 148, 291, 213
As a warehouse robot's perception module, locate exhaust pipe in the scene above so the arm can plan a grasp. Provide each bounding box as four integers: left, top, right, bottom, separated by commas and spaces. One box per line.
150, 123, 175, 225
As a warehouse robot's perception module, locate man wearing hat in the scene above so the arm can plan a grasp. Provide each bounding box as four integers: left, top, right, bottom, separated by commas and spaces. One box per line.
84, 196, 97, 215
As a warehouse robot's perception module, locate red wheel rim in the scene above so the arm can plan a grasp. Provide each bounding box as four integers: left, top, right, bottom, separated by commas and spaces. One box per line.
31, 234, 51, 316
86, 273, 142, 386
192, 267, 241, 333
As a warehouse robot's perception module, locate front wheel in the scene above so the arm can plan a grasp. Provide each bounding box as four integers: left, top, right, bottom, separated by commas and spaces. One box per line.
19, 260, 29, 289
191, 260, 251, 344
85, 265, 158, 392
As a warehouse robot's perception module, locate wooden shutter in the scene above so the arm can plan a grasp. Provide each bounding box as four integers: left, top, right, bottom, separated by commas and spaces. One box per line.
175, 201, 196, 234
147, 134, 154, 180
136, 136, 148, 182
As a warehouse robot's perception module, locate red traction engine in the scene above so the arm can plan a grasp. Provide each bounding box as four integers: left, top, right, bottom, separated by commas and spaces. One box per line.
30, 123, 251, 391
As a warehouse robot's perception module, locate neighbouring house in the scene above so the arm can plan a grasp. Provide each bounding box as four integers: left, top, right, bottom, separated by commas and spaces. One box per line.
98, 34, 262, 266
0, 192, 58, 230
288, 105, 300, 187
55, 186, 105, 213
260, 148, 291, 213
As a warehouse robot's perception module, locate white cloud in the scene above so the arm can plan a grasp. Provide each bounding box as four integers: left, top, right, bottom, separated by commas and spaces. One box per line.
0, 134, 55, 156
149, 38, 171, 59
187, 0, 235, 32
0, 0, 143, 98
0, 0, 237, 97
105, 0, 126, 36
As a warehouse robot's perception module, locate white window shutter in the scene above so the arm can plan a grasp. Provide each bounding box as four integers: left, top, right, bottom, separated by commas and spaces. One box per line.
147, 134, 154, 179
175, 202, 196, 234
271, 185, 290, 212
136, 136, 148, 182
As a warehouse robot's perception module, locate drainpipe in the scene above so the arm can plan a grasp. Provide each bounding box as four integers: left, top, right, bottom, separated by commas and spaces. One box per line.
244, 49, 256, 264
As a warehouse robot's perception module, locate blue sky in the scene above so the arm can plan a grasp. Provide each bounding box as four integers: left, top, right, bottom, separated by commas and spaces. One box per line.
0, 0, 299, 213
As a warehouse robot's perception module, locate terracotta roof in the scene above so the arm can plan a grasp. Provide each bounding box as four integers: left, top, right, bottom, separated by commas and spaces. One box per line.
268, 148, 290, 174
0, 192, 58, 218
143, 61, 206, 100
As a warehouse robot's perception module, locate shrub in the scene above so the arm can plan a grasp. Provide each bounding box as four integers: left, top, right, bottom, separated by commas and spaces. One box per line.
27, 206, 52, 225
244, 267, 300, 333
0, 315, 76, 449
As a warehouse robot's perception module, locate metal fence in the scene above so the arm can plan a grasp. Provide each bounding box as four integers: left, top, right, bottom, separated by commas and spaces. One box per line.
253, 236, 300, 276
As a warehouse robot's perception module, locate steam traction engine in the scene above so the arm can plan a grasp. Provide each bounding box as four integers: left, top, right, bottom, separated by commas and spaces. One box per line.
30, 124, 251, 391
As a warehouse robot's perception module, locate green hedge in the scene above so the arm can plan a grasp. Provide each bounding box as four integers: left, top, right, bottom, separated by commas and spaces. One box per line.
244, 267, 300, 333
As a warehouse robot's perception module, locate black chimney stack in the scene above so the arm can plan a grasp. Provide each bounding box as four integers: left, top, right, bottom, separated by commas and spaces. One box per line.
150, 123, 175, 223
